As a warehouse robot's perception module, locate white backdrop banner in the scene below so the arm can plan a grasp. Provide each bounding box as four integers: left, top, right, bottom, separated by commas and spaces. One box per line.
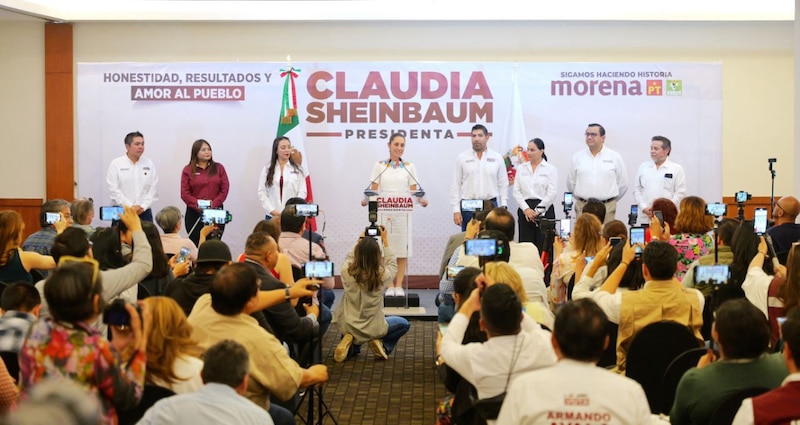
77, 62, 722, 276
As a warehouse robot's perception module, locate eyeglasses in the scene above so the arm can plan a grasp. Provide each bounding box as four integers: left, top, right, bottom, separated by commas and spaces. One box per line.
57, 256, 100, 299
585, 132, 600, 138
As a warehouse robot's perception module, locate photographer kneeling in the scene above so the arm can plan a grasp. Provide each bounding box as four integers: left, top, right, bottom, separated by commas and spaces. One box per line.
333, 226, 410, 362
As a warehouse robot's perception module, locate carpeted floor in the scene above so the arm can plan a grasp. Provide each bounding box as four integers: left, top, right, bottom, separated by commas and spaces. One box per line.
296, 320, 447, 425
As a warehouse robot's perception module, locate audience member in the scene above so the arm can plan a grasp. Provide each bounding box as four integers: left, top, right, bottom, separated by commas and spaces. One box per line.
247, 219, 298, 289
572, 241, 646, 311
602, 219, 628, 241
0, 210, 57, 283
682, 217, 739, 292
670, 299, 789, 425
743, 237, 795, 348
581, 198, 607, 224
138, 340, 274, 425
650, 195, 714, 280
457, 208, 546, 302
142, 296, 203, 394
484, 252, 554, 330
165, 239, 232, 317
0, 358, 17, 413
594, 240, 704, 372
497, 298, 651, 424
334, 233, 410, 362
155, 205, 202, 262
7, 378, 101, 425
187, 263, 327, 423
650, 197, 678, 231
242, 232, 328, 343
765, 195, 800, 257
140, 221, 189, 297
70, 198, 96, 238
552, 212, 604, 305
440, 281, 556, 414
19, 261, 147, 424
279, 204, 335, 301
733, 306, 800, 425
44, 208, 152, 336
22, 199, 73, 256
0, 282, 41, 354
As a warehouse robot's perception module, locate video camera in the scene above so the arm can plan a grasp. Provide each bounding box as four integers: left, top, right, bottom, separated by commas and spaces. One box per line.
735, 191, 752, 206
201, 209, 232, 240
365, 199, 381, 239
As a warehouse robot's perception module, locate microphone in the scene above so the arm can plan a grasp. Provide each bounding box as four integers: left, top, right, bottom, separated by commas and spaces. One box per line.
765, 234, 781, 270
398, 157, 426, 198
364, 160, 392, 197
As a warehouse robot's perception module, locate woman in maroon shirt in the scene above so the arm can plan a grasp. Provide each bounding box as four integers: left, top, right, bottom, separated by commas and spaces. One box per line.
180, 139, 229, 246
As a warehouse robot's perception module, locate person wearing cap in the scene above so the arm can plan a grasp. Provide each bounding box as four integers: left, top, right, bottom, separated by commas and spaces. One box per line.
165, 239, 233, 317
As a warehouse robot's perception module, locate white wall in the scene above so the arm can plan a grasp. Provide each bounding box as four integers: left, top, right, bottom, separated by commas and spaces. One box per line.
0, 21, 45, 198
0, 20, 794, 206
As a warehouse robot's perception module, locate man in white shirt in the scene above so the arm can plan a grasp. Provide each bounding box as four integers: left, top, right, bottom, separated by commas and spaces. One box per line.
451, 124, 509, 231
497, 298, 652, 425
440, 281, 556, 421
566, 123, 629, 224
632, 135, 687, 224
106, 131, 159, 221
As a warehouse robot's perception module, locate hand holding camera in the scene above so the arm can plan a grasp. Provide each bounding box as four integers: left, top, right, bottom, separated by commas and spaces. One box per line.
53, 213, 68, 235
105, 299, 149, 359
119, 205, 143, 233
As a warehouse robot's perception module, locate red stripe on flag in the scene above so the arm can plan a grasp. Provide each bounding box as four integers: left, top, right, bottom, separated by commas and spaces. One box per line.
304, 175, 317, 232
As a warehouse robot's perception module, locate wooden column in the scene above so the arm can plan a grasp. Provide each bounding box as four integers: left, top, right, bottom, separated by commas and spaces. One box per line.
44, 22, 74, 200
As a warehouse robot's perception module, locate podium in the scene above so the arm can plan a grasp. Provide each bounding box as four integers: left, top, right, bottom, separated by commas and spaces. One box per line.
370, 191, 421, 309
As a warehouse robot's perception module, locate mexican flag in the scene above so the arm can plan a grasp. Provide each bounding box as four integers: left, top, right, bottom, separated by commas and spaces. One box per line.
278, 66, 317, 231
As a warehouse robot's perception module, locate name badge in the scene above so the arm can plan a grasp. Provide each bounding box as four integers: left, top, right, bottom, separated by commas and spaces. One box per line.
487, 158, 496, 163
665, 173, 673, 179
465, 159, 475, 163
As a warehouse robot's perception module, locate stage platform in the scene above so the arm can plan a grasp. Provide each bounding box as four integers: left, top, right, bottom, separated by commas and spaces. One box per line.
330, 288, 439, 321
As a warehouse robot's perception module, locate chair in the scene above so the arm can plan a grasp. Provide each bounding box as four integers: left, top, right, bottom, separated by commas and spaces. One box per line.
661, 346, 708, 414
117, 384, 176, 425
708, 387, 769, 425
0, 351, 18, 383
596, 322, 619, 368
625, 321, 702, 414
137, 283, 152, 300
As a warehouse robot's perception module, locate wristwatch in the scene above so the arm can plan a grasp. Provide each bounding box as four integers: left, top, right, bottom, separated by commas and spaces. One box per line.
284, 287, 291, 302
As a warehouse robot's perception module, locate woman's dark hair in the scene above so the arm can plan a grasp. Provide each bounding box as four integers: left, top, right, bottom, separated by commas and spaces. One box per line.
607, 243, 644, 290
51, 228, 91, 263
529, 138, 548, 162
45, 262, 105, 323
347, 237, 385, 292
729, 221, 771, 288
452, 266, 487, 344
265, 137, 301, 188
90, 227, 126, 271
141, 222, 169, 279
188, 139, 217, 177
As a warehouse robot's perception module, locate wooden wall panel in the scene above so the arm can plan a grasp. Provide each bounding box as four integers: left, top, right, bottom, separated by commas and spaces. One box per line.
44, 23, 74, 201
0, 199, 44, 240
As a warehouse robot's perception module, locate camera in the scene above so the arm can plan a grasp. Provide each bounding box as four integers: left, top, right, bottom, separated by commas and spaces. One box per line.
609, 237, 622, 248
629, 227, 645, 258
295, 204, 319, 218
99, 206, 124, 221
628, 204, 638, 227
754, 208, 768, 235
103, 299, 142, 327
558, 219, 571, 241
735, 191, 751, 204
464, 238, 503, 257
304, 261, 334, 279
446, 265, 465, 280
175, 246, 191, 264
197, 199, 211, 209
705, 203, 726, 217
694, 264, 730, 286
201, 209, 231, 225
563, 192, 574, 214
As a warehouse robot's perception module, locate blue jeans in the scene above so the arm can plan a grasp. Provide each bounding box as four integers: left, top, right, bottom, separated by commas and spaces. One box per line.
318, 303, 332, 336
383, 316, 410, 354
320, 288, 335, 309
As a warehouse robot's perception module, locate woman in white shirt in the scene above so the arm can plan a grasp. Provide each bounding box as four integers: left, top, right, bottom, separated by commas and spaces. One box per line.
258, 137, 306, 219
361, 133, 428, 296
512, 138, 558, 251
143, 296, 203, 394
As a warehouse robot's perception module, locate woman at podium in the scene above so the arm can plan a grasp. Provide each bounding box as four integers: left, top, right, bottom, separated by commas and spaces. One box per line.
361, 133, 428, 296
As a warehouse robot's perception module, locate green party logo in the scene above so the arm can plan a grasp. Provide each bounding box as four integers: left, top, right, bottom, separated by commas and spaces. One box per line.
666, 80, 682, 96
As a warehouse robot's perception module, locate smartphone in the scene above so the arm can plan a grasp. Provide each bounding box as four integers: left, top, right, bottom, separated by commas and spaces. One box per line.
630, 204, 639, 216
461, 199, 483, 212
99, 206, 124, 221
464, 238, 497, 257
694, 264, 730, 285
735, 191, 750, 203
264, 213, 273, 221
609, 237, 622, 248
295, 204, 319, 217
366, 226, 380, 237
446, 265, 465, 280
653, 210, 664, 227
304, 261, 334, 279
563, 192, 574, 208
197, 199, 211, 209
777, 316, 788, 326
559, 219, 571, 241
705, 203, 726, 217
175, 247, 191, 264
754, 208, 768, 235
201, 209, 227, 225
630, 227, 645, 257
45, 212, 61, 224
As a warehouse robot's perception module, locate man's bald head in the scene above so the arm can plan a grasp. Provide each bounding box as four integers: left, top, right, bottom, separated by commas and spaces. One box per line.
485, 207, 515, 240
775, 196, 800, 224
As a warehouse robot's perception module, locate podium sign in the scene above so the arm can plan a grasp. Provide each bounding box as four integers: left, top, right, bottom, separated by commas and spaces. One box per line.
376, 195, 415, 213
